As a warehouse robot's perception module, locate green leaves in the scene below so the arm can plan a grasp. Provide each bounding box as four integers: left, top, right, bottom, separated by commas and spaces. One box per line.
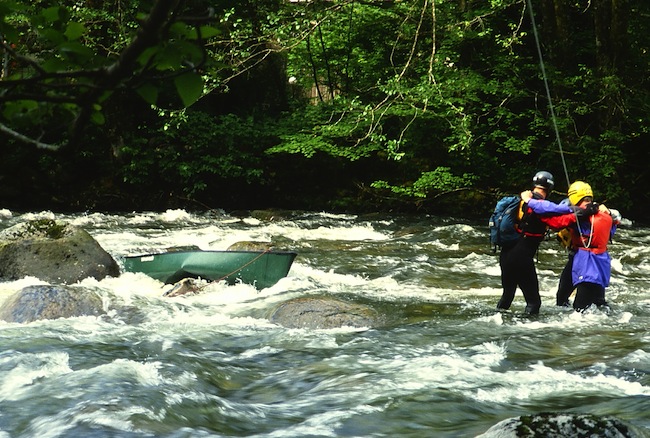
0, 0, 223, 150
64, 21, 85, 41
120, 112, 270, 197
372, 167, 476, 199
136, 83, 159, 106
174, 73, 204, 107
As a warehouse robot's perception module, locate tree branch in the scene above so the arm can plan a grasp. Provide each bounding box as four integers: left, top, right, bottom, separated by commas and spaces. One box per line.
0, 122, 60, 151
67, 0, 185, 150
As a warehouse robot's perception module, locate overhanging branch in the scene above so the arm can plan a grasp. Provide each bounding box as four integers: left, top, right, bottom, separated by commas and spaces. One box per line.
0, 122, 60, 151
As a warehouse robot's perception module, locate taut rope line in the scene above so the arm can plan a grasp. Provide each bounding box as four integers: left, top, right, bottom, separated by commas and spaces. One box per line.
214, 248, 273, 285
525, 0, 570, 189
526, 1, 596, 249
163, 248, 273, 296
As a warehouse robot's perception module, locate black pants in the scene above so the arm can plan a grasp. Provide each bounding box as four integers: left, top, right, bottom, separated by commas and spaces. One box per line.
498, 237, 542, 314
556, 252, 575, 306
573, 281, 608, 312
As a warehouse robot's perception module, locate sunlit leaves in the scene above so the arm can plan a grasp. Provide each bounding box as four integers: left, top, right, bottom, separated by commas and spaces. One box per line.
371, 167, 477, 198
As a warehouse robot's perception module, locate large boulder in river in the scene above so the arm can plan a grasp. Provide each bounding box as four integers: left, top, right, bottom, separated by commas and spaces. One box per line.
0, 219, 119, 284
270, 297, 382, 329
477, 412, 635, 437
0, 285, 105, 323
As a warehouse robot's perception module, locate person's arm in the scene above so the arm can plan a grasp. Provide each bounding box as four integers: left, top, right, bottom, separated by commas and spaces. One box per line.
520, 192, 574, 215
519, 191, 578, 229
609, 209, 621, 237
538, 213, 577, 230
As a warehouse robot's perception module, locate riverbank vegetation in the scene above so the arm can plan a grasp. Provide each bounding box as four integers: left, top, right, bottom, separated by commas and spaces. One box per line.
1, 1, 648, 220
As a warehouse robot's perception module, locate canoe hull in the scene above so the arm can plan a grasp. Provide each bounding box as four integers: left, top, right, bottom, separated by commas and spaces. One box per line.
122, 250, 297, 289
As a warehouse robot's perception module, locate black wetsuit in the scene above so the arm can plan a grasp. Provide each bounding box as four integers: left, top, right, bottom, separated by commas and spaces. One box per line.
556, 251, 575, 306
497, 201, 547, 314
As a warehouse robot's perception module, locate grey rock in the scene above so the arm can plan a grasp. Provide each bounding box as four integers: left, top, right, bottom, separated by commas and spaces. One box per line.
0, 285, 105, 323
270, 296, 382, 329
0, 219, 119, 284
477, 412, 635, 437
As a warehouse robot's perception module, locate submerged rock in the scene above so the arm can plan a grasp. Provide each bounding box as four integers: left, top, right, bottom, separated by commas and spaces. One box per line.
250, 209, 294, 221
227, 241, 274, 251
270, 296, 382, 329
0, 219, 120, 284
477, 412, 635, 437
0, 285, 105, 323
163, 278, 202, 297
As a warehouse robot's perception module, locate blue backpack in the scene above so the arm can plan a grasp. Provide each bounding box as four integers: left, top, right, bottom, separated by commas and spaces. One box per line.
489, 196, 522, 251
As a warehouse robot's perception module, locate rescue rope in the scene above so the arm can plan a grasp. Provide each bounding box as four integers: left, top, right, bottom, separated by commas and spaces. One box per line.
525, 0, 570, 189
585, 217, 595, 248
213, 248, 273, 285
526, 1, 597, 249
163, 248, 274, 296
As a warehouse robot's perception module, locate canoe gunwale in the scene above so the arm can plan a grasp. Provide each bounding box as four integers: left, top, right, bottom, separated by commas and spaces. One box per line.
123, 249, 298, 259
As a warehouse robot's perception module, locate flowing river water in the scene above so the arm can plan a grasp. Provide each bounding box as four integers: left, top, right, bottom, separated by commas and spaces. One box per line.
0, 209, 649, 437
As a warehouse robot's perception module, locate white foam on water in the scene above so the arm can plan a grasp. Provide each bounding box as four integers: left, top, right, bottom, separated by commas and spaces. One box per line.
0, 277, 49, 304
0, 351, 72, 402
425, 239, 461, 251
473, 360, 650, 404
623, 349, 650, 365
1, 211, 649, 436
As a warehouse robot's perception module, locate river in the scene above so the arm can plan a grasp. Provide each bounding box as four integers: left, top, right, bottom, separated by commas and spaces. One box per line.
0, 209, 649, 437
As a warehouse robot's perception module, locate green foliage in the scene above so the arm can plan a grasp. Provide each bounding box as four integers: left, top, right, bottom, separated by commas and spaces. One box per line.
120, 111, 270, 199
174, 73, 204, 107
0, 0, 221, 148
372, 167, 477, 199
0, 0, 648, 217
268, 98, 400, 161
271, 0, 646, 213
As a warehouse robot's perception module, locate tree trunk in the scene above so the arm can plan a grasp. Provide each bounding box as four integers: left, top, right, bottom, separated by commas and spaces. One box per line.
536, 0, 571, 64
594, 0, 629, 73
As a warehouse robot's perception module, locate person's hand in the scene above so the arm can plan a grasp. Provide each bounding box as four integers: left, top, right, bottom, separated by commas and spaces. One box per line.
609, 209, 622, 222
572, 205, 590, 217
583, 202, 599, 216
520, 190, 533, 202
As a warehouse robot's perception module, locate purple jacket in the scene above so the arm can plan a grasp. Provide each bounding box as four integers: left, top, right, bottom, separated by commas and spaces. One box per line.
526, 198, 574, 216
527, 198, 615, 288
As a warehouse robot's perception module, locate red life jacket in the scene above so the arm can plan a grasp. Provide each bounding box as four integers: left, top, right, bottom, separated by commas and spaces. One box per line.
572, 211, 613, 255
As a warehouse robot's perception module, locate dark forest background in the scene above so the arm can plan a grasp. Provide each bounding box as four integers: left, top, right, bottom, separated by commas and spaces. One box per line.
1, 0, 648, 222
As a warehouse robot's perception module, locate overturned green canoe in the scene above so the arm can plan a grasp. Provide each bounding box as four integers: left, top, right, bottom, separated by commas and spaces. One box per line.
122, 250, 298, 289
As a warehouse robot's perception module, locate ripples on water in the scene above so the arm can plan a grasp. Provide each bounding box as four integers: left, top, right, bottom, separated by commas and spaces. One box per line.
0, 209, 649, 437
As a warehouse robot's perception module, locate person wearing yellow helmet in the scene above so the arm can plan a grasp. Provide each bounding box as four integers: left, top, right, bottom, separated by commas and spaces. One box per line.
555, 181, 595, 306
567, 181, 594, 206
522, 181, 621, 312
496, 171, 573, 315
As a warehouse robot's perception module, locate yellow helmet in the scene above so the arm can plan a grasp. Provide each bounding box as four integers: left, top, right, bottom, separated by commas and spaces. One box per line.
568, 181, 593, 205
